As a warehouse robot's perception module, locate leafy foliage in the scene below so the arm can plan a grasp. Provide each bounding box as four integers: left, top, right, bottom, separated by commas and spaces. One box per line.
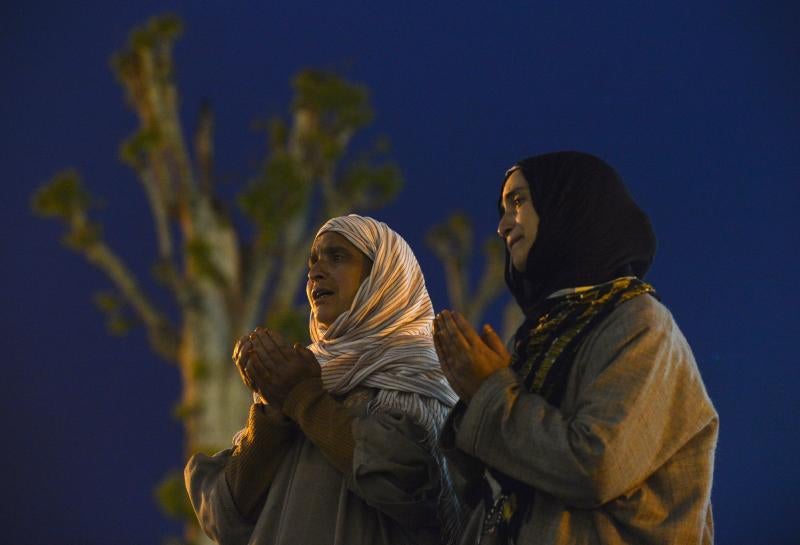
293, 70, 373, 134
238, 152, 310, 244
265, 307, 310, 345
186, 238, 228, 287
31, 169, 92, 221
339, 160, 402, 210
120, 128, 163, 168
155, 469, 196, 521
93, 291, 135, 335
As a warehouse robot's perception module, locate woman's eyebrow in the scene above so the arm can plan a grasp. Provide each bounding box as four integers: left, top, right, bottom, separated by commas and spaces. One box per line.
319, 245, 352, 256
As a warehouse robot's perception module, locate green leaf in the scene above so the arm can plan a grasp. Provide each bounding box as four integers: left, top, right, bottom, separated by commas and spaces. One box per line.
189, 359, 210, 381
339, 161, 402, 211
93, 291, 121, 312
172, 399, 203, 421
268, 117, 288, 151
93, 291, 136, 336
149, 14, 183, 40
237, 152, 310, 241
292, 70, 374, 132
119, 128, 163, 167
31, 170, 92, 220
151, 258, 178, 286
186, 238, 228, 287
155, 469, 195, 521
265, 307, 310, 345
108, 315, 135, 336
62, 222, 103, 250
130, 14, 183, 50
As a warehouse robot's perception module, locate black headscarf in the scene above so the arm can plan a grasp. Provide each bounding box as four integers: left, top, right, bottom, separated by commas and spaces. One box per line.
500, 151, 657, 316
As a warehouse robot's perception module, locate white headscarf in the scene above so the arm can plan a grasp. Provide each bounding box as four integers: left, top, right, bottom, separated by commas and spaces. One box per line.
308, 215, 458, 415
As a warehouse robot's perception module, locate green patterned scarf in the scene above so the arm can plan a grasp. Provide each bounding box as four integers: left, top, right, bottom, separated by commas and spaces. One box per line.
512, 276, 656, 405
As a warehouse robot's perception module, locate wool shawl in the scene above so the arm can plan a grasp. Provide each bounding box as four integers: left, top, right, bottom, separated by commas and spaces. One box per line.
308, 215, 458, 431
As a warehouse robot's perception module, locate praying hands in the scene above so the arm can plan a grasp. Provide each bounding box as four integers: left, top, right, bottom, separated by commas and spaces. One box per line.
433, 310, 511, 402
232, 327, 321, 410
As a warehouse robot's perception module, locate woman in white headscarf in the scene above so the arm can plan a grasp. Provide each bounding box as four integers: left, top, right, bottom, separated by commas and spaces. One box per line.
185, 215, 460, 545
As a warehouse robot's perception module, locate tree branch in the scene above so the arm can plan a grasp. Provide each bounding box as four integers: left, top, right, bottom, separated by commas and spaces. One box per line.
241, 247, 274, 330
464, 238, 505, 325
195, 101, 214, 195
83, 238, 179, 361
139, 166, 174, 260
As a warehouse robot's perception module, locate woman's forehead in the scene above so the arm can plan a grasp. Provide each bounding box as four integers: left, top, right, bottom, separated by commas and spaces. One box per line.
312, 231, 354, 251
502, 170, 530, 197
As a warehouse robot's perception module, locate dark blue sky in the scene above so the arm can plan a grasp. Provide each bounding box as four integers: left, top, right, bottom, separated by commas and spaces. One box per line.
2, 2, 798, 544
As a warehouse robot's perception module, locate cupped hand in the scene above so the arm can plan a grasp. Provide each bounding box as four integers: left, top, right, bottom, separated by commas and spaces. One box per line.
232, 334, 256, 391
246, 327, 321, 410
433, 310, 511, 402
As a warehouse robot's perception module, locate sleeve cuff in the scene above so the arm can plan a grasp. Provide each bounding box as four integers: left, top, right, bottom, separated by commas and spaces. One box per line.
283, 377, 327, 415
237, 403, 294, 448
224, 403, 296, 522
283, 377, 356, 475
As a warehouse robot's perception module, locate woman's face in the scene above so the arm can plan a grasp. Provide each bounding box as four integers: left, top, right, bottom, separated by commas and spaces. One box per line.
306, 232, 372, 327
498, 170, 540, 272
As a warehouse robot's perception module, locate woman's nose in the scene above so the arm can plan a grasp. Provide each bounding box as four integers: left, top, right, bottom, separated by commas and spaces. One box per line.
497, 213, 513, 238
308, 262, 324, 280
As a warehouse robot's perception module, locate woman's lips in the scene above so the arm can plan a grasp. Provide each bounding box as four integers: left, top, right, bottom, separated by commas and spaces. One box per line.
312, 288, 334, 303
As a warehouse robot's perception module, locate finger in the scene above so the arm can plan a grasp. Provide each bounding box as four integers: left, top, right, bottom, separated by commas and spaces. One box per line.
480, 324, 507, 355
451, 311, 484, 347
235, 343, 255, 381
436, 327, 462, 363
433, 313, 443, 335
435, 322, 465, 383
432, 333, 454, 379
250, 330, 288, 366
433, 316, 453, 362
435, 335, 467, 399
248, 333, 273, 365
232, 338, 246, 367
233, 335, 249, 362
247, 354, 270, 384
267, 328, 288, 346
255, 329, 293, 362
236, 353, 254, 389
433, 327, 448, 368
440, 311, 471, 352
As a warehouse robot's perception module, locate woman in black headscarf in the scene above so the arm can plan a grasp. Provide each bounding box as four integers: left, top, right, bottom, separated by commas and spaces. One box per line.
434, 152, 718, 545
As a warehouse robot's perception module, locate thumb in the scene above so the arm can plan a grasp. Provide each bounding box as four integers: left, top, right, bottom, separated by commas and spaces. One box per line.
481, 324, 506, 355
